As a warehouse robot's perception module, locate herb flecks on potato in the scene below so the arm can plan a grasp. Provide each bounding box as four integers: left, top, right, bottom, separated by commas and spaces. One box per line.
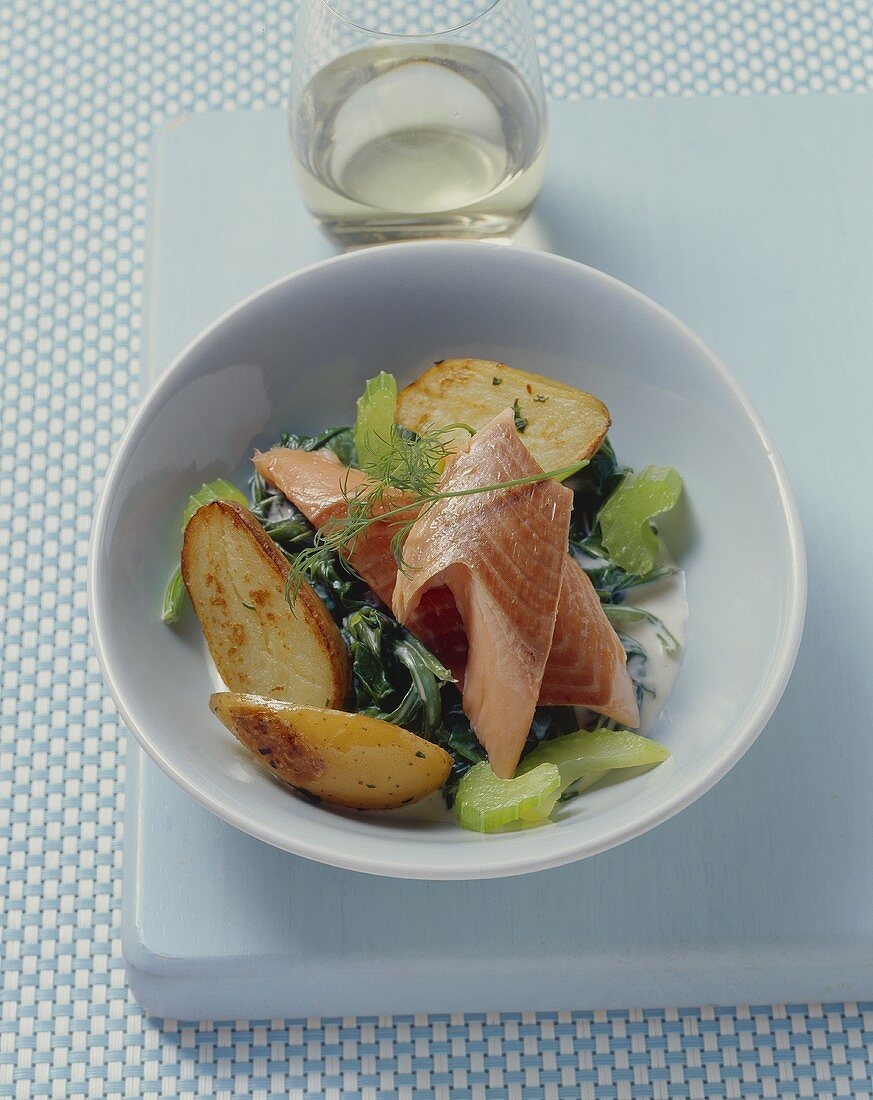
210, 693, 453, 810
395, 358, 611, 476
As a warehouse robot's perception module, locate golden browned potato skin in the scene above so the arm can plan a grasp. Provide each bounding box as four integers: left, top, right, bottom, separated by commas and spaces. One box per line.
182, 501, 349, 708
395, 358, 611, 473
210, 693, 453, 810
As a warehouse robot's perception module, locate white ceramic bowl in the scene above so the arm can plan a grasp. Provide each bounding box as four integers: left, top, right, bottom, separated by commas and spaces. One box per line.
89, 242, 805, 880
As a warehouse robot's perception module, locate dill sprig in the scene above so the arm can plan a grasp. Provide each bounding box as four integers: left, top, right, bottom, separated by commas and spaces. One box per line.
285, 423, 587, 606
363, 422, 472, 496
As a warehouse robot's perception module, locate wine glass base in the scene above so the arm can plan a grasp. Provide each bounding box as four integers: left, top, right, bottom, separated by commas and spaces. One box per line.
312, 208, 531, 250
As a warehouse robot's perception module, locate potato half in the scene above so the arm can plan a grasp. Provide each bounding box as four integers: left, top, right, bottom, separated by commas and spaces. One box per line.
210, 693, 453, 810
396, 358, 611, 474
182, 501, 349, 708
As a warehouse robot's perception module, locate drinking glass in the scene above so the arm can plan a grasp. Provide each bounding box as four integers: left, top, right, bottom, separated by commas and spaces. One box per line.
288, 0, 548, 247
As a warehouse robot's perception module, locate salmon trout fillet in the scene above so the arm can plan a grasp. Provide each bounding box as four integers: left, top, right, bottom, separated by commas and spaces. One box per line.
539, 557, 639, 726
254, 435, 639, 749
392, 410, 572, 778
252, 447, 469, 675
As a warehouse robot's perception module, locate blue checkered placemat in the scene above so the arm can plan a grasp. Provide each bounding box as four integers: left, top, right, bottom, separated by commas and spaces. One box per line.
2, 1, 873, 1097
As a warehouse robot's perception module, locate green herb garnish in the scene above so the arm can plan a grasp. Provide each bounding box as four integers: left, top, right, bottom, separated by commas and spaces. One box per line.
286, 416, 585, 603
512, 398, 528, 433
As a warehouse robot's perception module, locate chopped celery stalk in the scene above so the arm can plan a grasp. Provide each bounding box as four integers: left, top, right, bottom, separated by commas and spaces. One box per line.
181, 478, 248, 532
162, 478, 249, 623
455, 761, 561, 833
161, 565, 186, 624
518, 728, 670, 790
597, 465, 683, 574
354, 371, 398, 473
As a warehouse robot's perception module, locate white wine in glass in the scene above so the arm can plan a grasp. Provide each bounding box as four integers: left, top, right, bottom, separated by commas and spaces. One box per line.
289, 1, 548, 247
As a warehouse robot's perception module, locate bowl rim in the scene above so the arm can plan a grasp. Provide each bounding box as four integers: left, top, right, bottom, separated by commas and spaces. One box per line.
88, 240, 807, 880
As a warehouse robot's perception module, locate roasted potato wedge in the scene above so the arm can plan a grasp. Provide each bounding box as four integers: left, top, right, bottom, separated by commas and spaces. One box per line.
182, 501, 349, 708
396, 358, 610, 474
210, 693, 453, 810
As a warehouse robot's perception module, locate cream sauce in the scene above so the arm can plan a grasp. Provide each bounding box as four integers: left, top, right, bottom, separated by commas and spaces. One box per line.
616, 560, 688, 735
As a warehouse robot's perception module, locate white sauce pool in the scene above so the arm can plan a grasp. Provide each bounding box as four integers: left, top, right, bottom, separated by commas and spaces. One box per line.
615, 558, 687, 735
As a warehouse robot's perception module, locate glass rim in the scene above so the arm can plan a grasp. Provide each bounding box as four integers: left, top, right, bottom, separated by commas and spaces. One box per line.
317, 0, 508, 39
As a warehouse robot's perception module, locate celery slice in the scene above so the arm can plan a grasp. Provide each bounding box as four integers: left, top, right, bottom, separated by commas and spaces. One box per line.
597, 465, 683, 574
161, 478, 249, 623
519, 728, 670, 790
455, 761, 561, 833
456, 730, 669, 831
181, 478, 247, 531
354, 372, 398, 473
161, 566, 186, 625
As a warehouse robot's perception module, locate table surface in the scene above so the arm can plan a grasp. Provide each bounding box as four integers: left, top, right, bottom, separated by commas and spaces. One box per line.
3, 2, 873, 1098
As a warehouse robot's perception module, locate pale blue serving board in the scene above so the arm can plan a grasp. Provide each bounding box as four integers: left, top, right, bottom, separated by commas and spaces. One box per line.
127, 95, 873, 1020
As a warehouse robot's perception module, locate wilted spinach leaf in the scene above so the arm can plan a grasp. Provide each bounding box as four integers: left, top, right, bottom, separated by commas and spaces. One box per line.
278, 426, 357, 467
567, 437, 629, 539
